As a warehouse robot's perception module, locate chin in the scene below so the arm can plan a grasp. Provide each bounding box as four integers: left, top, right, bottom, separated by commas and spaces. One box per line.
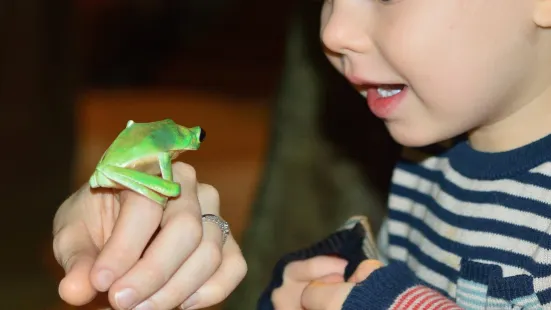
385, 122, 455, 148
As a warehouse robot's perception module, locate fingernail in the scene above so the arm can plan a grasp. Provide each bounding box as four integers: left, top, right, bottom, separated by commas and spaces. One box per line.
134, 300, 154, 310
96, 270, 114, 291
180, 293, 199, 309
115, 288, 138, 309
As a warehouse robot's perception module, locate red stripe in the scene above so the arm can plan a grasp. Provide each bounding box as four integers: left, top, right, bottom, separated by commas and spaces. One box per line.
415, 290, 441, 309
391, 286, 425, 309
391, 285, 463, 310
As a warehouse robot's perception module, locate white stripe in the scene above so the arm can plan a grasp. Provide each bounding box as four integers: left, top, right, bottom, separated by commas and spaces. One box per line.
390, 196, 551, 292
389, 193, 551, 264
530, 162, 551, 177
456, 289, 487, 304
387, 218, 462, 271
411, 158, 551, 204
426, 298, 451, 310
400, 286, 430, 308
418, 292, 446, 309
458, 298, 486, 310
392, 169, 551, 233
457, 279, 487, 294
388, 244, 458, 297
389, 195, 551, 295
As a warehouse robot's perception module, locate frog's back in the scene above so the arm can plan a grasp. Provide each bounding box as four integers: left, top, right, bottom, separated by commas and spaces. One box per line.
99, 119, 180, 167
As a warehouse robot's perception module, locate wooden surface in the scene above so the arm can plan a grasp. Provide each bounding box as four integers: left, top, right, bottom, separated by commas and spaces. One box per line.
48, 89, 270, 309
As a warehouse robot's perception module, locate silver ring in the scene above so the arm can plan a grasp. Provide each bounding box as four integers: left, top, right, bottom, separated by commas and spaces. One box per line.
202, 214, 230, 245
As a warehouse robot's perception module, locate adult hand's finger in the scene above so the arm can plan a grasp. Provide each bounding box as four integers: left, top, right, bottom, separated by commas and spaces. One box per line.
141, 216, 227, 309
178, 235, 247, 309
53, 224, 100, 306
106, 163, 203, 309
89, 190, 163, 295
130, 180, 227, 309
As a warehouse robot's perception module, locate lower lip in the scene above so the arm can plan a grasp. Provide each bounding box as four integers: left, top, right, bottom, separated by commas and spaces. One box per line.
366, 87, 407, 119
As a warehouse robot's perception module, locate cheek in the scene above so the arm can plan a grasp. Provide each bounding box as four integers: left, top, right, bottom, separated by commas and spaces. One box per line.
381, 1, 533, 120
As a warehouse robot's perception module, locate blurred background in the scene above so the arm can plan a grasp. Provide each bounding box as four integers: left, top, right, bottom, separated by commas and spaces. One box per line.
0, 1, 400, 309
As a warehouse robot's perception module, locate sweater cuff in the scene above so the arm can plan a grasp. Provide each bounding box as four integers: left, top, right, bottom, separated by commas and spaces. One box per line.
343, 262, 461, 310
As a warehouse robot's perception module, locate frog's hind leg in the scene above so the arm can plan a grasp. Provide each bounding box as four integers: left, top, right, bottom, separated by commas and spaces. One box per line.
158, 152, 173, 181
99, 165, 181, 200
98, 168, 167, 205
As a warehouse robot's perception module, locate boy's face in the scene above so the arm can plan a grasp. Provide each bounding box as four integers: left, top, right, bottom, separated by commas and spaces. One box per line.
321, 0, 548, 148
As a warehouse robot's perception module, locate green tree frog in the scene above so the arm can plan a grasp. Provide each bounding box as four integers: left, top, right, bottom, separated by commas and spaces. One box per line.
89, 119, 205, 207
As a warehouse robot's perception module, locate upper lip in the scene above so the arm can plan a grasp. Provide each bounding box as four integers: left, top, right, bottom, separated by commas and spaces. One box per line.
345, 74, 403, 88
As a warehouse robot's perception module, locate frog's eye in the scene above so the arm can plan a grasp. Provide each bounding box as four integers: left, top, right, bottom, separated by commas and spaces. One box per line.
199, 128, 206, 142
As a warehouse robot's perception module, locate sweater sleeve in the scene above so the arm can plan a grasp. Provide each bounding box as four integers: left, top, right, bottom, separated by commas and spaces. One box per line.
343, 261, 463, 309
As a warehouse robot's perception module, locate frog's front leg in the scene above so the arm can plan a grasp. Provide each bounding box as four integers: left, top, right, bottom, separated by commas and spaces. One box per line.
158, 152, 173, 181
99, 165, 181, 205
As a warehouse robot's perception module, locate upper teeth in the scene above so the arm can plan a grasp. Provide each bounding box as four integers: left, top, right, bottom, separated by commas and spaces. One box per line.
377, 87, 402, 98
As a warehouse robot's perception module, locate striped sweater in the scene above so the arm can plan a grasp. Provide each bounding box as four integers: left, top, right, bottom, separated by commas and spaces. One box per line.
344, 134, 551, 309
257, 133, 551, 310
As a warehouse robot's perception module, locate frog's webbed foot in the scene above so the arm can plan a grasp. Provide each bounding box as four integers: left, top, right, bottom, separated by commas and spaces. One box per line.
158, 152, 173, 181
99, 165, 181, 206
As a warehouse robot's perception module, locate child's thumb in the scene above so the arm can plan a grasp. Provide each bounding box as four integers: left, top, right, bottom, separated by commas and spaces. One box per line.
53, 226, 99, 306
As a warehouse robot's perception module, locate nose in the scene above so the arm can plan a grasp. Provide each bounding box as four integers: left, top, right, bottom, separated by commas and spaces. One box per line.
321, 5, 373, 55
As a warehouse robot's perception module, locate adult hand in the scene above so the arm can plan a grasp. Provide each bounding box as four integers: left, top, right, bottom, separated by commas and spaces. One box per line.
53, 162, 247, 310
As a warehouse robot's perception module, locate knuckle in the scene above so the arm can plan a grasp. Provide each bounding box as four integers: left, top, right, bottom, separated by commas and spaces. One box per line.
173, 162, 197, 181
140, 263, 171, 286
198, 183, 219, 200
208, 284, 229, 303
233, 255, 248, 280
52, 228, 73, 265
272, 288, 286, 308
197, 183, 220, 213
172, 214, 203, 244
282, 261, 300, 282
200, 240, 223, 267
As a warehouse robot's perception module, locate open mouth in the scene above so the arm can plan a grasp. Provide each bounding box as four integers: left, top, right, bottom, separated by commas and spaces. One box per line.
376, 84, 405, 98
359, 84, 405, 98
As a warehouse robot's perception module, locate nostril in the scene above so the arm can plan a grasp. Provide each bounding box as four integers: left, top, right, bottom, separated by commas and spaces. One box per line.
199, 128, 206, 142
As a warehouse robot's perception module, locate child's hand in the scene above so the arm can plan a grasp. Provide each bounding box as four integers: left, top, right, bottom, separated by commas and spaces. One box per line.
271, 256, 348, 309
301, 259, 384, 310
52, 162, 247, 310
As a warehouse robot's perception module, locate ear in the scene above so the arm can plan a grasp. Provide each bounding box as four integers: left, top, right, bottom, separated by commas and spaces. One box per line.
534, 0, 551, 27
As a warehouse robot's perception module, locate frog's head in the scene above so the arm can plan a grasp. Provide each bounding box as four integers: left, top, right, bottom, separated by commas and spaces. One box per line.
177, 125, 206, 150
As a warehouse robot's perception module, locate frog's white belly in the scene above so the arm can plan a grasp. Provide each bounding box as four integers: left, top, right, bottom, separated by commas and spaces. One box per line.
123, 156, 162, 175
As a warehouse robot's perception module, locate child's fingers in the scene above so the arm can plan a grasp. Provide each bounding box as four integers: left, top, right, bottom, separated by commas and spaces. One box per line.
348, 259, 384, 283
301, 281, 355, 310
316, 273, 346, 284
284, 256, 348, 282
53, 226, 99, 306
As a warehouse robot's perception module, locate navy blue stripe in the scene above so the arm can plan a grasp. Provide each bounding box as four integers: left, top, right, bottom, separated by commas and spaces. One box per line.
391, 184, 551, 250
389, 235, 458, 281
514, 171, 551, 193
394, 163, 551, 219
388, 209, 551, 278
537, 286, 551, 305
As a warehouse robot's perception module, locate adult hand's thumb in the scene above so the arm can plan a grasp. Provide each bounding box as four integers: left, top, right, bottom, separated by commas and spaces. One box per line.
53, 224, 99, 306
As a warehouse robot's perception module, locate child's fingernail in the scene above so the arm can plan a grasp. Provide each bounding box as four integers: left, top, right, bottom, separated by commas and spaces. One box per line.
180, 293, 199, 309
115, 288, 138, 309
96, 269, 114, 291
